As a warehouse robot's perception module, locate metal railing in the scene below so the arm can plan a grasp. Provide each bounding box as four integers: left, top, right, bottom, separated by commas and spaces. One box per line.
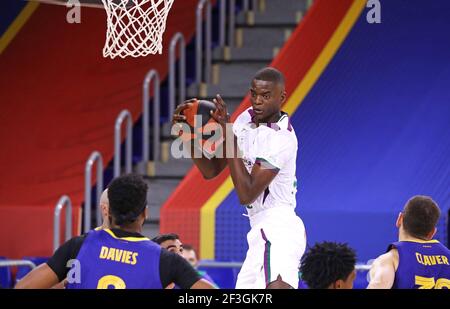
243, 0, 249, 11
196, 0, 212, 85
198, 261, 372, 272
227, 0, 236, 48
198, 260, 243, 268
242, 0, 258, 22
168, 32, 186, 123
219, 0, 226, 46
355, 263, 372, 271
143, 69, 161, 163
114, 109, 133, 178
0, 260, 36, 269
84, 151, 103, 232
53, 195, 72, 252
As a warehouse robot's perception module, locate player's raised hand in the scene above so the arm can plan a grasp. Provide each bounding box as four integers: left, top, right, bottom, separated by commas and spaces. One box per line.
210, 94, 230, 127
172, 98, 196, 125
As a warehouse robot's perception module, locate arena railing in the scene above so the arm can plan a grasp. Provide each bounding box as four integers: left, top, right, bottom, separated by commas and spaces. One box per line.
168, 32, 186, 124
198, 260, 372, 271
114, 109, 133, 178
0, 260, 36, 269
84, 151, 104, 232
53, 195, 73, 252
242, 0, 258, 25
227, 0, 236, 48
143, 69, 161, 168
196, 0, 212, 86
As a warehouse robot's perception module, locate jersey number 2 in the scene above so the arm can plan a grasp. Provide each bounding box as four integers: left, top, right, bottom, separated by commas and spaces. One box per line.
97, 275, 126, 289
415, 275, 450, 289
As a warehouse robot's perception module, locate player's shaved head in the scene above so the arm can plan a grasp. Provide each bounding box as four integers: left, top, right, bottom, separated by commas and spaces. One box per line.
253, 67, 285, 88
100, 188, 109, 206
99, 189, 110, 229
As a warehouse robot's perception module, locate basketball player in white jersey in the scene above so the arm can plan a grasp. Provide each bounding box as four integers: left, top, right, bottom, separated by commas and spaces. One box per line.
173, 67, 306, 289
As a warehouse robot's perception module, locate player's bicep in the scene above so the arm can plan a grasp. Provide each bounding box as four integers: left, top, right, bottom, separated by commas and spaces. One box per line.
192, 152, 227, 179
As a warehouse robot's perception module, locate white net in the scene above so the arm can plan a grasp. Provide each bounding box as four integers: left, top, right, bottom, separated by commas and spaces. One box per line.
101, 0, 174, 59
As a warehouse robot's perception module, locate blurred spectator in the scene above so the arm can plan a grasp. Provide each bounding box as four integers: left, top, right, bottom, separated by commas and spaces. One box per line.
182, 244, 218, 288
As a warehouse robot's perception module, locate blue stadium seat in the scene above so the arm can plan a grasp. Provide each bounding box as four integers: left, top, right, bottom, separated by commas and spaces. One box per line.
0, 257, 12, 289
15, 256, 49, 283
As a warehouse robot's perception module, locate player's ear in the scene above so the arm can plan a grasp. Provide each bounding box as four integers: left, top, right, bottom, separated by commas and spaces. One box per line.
144, 206, 149, 220
395, 212, 403, 228
334, 279, 347, 289
101, 203, 109, 218
280, 89, 287, 105
330, 280, 341, 289
428, 227, 437, 239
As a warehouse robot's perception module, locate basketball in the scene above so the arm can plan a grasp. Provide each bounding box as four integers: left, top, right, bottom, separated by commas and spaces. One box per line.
179, 99, 222, 156
181, 99, 217, 129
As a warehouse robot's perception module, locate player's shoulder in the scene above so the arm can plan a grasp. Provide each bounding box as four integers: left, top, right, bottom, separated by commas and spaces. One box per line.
277, 112, 295, 133
235, 107, 253, 124
374, 248, 399, 268
159, 247, 190, 268
433, 240, 450, 251
265, 128, 297, 149
266, 114, 297, 146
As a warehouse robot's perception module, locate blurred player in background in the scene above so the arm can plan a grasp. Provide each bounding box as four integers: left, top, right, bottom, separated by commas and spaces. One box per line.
152, 233, 183, 255
15, 174, 215, 289
299, 242, 357, 289
182, 244, 218, 288
97, 188, 110, 229
368, 195, 450, 289
173, 67, 306, 289
151, 233, 185, 289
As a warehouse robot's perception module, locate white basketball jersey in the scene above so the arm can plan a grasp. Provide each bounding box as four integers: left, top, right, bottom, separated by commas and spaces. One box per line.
232, 107, 298, 217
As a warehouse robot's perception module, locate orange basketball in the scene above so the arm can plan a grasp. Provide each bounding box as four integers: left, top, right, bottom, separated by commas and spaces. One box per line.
180, 99, 222, 156
181, 99, 217, 129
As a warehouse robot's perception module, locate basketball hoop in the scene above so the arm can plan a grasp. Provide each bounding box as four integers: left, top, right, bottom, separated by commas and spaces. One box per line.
101, 0, 174, 59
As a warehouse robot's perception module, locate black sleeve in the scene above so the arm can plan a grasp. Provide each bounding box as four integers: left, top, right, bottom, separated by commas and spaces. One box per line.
159, 249, 201, 289
46, 234, 86, 282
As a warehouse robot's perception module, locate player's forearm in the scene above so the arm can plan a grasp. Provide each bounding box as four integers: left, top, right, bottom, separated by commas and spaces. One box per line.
367, 281, 391, 289
226, 136, 258, 205
227, 158, 256, 205
192, 157, 226, 179
15, 264, 59, 289
367, 275, 394, 289
189, 141, 226, 179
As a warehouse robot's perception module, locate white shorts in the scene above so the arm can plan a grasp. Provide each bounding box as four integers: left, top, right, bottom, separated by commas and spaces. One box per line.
235, 207, 307, 289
